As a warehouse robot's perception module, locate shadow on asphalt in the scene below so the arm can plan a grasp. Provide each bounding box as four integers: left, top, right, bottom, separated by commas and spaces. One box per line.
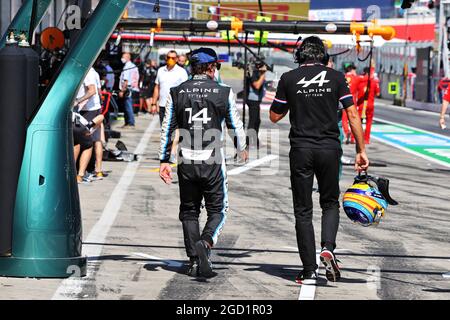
85, 242, 450, 261
341, 267, 446, 276
241, 266, 367, 287
88, 253, 448, 292
91, 254, 447, 280
143, 262, 187, 276
422, 288, 450, 293
338, 277, 368, 284
349, 268, 449, 293
84, 242, 299, 254
217, 251, 253, 258
335, 252, 450, 260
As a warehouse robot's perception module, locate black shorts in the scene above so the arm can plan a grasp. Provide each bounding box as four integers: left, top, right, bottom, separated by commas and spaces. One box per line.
73, 125, 93, 150
80, 109, 102, 142
140, 86, 155, 99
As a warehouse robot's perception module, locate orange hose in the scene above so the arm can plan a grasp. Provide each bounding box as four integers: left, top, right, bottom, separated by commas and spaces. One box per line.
350, 22, 396, 41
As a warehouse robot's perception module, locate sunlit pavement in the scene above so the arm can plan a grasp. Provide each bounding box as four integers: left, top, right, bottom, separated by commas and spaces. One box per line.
1, 105, 449, 300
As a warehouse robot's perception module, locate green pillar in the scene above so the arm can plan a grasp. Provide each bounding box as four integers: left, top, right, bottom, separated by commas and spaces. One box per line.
0, 0, 53, 48
0, 0, 130, 278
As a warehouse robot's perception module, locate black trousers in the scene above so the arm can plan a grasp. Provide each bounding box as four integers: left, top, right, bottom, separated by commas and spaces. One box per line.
246, 100, 261, 148
178, 160, 228, 258
289, 147, 342, 272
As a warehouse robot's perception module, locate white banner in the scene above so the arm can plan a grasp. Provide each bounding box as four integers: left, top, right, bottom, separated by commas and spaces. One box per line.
309, 8, 363, 21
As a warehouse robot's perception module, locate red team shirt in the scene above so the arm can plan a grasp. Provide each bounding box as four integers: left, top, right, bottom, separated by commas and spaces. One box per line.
354, 75, 380, 106
443, 87, 450, 102
345, 72, 358, 101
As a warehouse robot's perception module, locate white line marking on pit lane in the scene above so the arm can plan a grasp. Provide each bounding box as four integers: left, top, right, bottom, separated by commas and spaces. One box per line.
443, 273, 450, 279
298, 253, 321, 301
374, 117, 450, 141
52, 117, 159, 300
228, 154, 279, 176
371, 136, 450, 168
291, 248, 351, 301
132, 252, 183, 268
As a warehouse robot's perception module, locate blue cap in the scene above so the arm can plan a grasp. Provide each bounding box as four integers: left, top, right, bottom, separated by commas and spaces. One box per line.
190, 47, 218, 64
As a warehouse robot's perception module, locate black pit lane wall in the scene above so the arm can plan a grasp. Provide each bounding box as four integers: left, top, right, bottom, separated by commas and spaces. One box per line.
23, 47, 39, 122
0, 42, 38, 255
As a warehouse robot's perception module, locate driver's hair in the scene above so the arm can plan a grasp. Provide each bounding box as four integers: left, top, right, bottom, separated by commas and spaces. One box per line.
191, 62, 217, 75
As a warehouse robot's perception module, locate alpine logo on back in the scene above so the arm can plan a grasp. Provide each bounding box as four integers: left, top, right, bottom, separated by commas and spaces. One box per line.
297, 71, 332, 96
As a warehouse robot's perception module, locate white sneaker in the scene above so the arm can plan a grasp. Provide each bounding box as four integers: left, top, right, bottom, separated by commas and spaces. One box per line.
319, 248, 341, 282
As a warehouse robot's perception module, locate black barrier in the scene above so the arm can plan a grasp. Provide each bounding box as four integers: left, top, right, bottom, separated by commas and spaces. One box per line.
22, 45, 39, 122
0, 41, 28, 256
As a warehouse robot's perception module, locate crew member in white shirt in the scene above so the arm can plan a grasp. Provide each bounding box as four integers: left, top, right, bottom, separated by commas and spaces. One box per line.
152, 50, 188, 163
119, 52, 140, 128
74, 68, 104, 182
152, 50, 189, 125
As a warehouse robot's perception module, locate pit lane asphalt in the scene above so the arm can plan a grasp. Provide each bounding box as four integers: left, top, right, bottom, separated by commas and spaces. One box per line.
0, 100, 449, 300
375, 100, 450, 138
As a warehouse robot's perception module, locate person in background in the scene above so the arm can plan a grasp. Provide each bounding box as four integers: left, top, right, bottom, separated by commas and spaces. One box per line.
352, 67, 380, 145
140, 59, 158, 115
178, 54, 189, 71
179, 53, 193, 77
74, 68, 103, 182
103, 59, 115, 91
439, 84, 450, 130
73, 113, 105, 182
408, 67, 416, 100
245, 59, 267, 150
93, 68, 106, 179
119, 52, 140, 129
344, 64, 358, 144
152, 50, 189, 125
153, 50, 189, 163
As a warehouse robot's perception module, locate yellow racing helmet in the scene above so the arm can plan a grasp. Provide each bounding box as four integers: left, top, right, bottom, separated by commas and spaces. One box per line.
343, 172, 398, 227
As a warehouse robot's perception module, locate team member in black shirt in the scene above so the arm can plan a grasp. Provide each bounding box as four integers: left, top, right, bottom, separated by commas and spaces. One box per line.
270, 36, 369, 284
246, 59, 267, 149
140, 59, 158, 114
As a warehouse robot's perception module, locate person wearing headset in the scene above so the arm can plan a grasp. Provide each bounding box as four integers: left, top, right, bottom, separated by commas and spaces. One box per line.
269, 36, 369, 285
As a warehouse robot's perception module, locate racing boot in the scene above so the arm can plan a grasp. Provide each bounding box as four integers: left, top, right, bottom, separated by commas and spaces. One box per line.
195, 240, 214, 278
187, 257, 199, 277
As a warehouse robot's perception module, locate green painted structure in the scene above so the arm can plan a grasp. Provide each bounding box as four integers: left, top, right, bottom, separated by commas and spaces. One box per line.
0, 0, 52, 48
0, 0, 130, 278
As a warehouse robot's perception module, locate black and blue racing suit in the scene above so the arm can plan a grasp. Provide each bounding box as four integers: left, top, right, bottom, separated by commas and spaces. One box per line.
159, 74, 246, 258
